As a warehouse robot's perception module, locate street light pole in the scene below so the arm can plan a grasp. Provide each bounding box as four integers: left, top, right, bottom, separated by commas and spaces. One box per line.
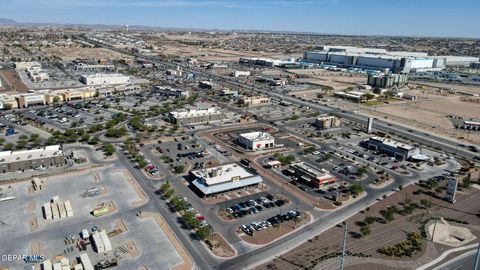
431, 217, 438, 242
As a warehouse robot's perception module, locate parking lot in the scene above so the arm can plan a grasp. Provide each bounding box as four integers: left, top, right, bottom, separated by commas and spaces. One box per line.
155, 136, 218, 171
244, 101, 304, 121
240, 210, 302, 236
17, 101, 113, 132
220, 193, 287, 220
238, 211, 310, 245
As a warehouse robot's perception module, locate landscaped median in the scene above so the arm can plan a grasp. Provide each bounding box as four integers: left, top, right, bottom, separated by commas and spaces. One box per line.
158, 182, 236, 258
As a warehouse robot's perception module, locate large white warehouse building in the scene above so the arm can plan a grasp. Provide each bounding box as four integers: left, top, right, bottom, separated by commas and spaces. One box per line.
303, 46, 448, 73
80, 74, 131, 86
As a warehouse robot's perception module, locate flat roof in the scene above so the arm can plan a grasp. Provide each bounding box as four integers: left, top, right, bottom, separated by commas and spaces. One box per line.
370, 136, 414, 150
464, 120, 480, 126
0, 145, 63, 164
192, 175, 263, 195
81, 73, 129, 78
239, 131, 273, 141
169, 107, 219, 119
191, 163, 254, 186
291, 162, 334, 180
242, 96, 270, 100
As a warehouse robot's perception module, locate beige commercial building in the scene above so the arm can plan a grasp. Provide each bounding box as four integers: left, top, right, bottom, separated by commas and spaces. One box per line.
238, 95, 271, 107
168, 107, 223, 125
315, 115, 341, 129
0, 145, 66, 174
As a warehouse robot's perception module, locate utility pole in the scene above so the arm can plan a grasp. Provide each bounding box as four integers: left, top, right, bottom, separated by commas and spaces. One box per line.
473, 242, 480, 270
340, 222, 348, 270
431, 216, 438, 242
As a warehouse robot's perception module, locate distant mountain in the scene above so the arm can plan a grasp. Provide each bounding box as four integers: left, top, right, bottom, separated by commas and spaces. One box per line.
0, 18, 16, 24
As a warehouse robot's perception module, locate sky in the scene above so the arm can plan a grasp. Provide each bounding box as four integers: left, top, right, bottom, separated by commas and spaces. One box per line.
2, 0, 480, 38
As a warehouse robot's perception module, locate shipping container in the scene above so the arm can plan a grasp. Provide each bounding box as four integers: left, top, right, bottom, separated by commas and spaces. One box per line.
81, 229, 89, 239
51, 203, 60, 220
60, 257, 69, 266
92, 206, 109, 217
80, 253, 95, 270
99, 230, 112, 252
92, 231, 105, 253
53, 262, 62, 270
64, 200, 73, 217
58, 202, 67, 219
43, 203, 52, 220
42, 259, 53, 270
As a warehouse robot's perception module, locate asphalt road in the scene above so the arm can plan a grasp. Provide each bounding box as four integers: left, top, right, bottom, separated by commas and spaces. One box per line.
433, 249, 478, 270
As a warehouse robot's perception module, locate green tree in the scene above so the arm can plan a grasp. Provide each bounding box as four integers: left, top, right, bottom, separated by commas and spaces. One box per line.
365, 93, 374, 101
164, 188, 174, 199
81, 133, 90, 142
304, 146, 317, 155
3, 143, 14, 150
16, 140, 27, 149
104, 143, 115, 156
360, 225, 371, 237
348, 184, 364, 196
462, 176, 471, 188
30, 138, 41, 146
105, 127, 127, 138
321, 153, 332, 162
29, 134, 40, 141
420, 199, 432, 208
0, 138, 5, 145
159, 183, 171, 194
383, 211, 395, 223
197, 226, 211, 240
356, 166, 368, 178
171, 196, 188, 211
182, 211, 200, 229
174, 165, 185, 174
135, 156, 148, 168
364, 216, 375, 225
89, 137, 100, 145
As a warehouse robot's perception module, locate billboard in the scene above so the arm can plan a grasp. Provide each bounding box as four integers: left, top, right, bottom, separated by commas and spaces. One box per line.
445, 179, 458, 203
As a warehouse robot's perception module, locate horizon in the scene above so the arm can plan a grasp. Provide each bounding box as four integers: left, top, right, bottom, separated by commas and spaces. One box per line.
2, 0, 480, 38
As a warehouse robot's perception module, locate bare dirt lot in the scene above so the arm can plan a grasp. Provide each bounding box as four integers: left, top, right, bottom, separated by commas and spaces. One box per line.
295, 78, 354, 90
416, 96, 480, 119
414, 81, 480, 95
255, 183, 480, 270
43, 47, 133, 61
0, 70, 29, 92
159, 43, 301, 62
361, 94, 480, 145
288, 69, 367, 85
208, 233, 236, 257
